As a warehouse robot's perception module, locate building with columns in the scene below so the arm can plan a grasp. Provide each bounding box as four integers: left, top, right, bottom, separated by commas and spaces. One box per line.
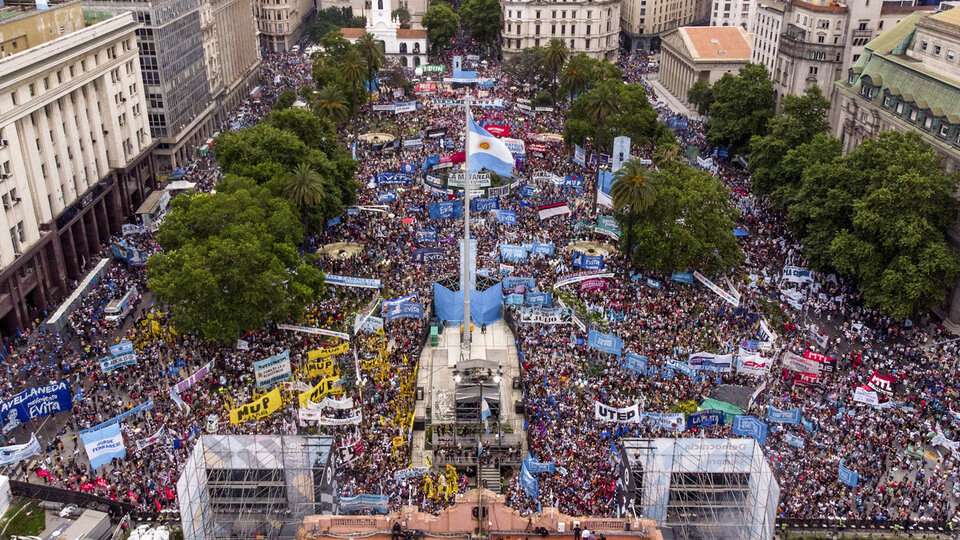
659, 25, 753, 108
501, 0, 621, 60
0, 6, 156, 341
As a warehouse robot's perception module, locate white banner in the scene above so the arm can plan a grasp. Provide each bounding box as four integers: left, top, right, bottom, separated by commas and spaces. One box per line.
781, 265, 814, 284
737, 355, 771, 376
594, 401, 640, 423
782, 351, 821, 374
309, 396, 355, 410
852, 387, 879, 406
758, 318, 778, 343
135, 426, 166, 451
282, 380, 312, 392
319, 413, 363, 426
693, 271, 739, 307
518, 307, 573, 325
253, 350, 292, 388
277, 324, 351, 340
555, 271, 614, 288
0, 433, 41, 466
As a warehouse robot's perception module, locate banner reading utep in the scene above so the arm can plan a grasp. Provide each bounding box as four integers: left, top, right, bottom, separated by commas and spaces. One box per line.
595, 401, 640, 423
587, 329, 623, 356
230, 387, 282, 424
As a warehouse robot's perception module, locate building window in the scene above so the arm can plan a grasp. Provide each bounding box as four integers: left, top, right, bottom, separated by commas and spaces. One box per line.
909, 108, 917, 121
552, 24, 556, 34
896, 102, 903, 114
881, 95, 890, 108
923, 115, 933, 129
939, 124, 950, 137
809, 66, 818, 74
536, 24, 540, 34
935, 45, 942, 55
586, 39, 591, 49
847, 72, 856, 85
949, 50, 956, 60
921, 40, 928, 51
9, 92, 16, 105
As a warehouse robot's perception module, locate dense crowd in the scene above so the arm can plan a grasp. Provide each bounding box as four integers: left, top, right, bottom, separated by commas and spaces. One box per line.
0, 40, 956, 533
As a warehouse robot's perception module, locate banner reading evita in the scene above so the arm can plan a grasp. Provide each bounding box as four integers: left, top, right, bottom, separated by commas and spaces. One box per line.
229, 387, 282, 425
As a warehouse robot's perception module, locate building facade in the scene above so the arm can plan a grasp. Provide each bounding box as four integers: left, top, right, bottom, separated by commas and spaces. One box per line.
501, 0, 621, 60
0, 10, 156, 342
0, 1, 85, 58
341, 0, 427, 68
319, 0, 430, 27
621, 0, 707, 52
659, 25, 753, 107
200, 0, 262, 124
255, 0, 315, 51
751, 0, 784, 69
84, 0, 216, 170
709, 0, 759, 31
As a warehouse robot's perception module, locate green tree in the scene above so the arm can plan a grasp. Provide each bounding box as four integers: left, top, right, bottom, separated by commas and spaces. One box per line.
319, 30, 353, 62
309, 7, 365, 41
628, 164, 743, 273
312, 84, 349, 124
391, 6, 411, 28
422, 2, 460, 53
543, 38, 569, 104
285, 163, 326, 233
459, 0, 501, 49
148, 176, 325, 344
342, 49, 367, 139
705, 63, 775, 153
357, 33, 385, 89
611, 159, 659, 257
503, 47, 549, 90
275, 88, 298, 110
215, 124, 308, 172
686, 78, 713, 116
787, 131, 960, 318
266, 108, 339, 152
749, 85, 831, 196
564, 80, 660, 152
559, 54, 592, 100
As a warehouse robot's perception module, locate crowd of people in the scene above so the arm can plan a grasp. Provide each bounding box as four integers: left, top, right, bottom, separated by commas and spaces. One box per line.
0, 37, 957, 534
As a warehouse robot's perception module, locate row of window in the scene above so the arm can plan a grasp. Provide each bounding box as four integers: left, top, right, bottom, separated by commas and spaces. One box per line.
506, 22, 599, 36
505, 35, 614, 50
10, 43, 134, 109
858, 80, 960, 146
506, 8, 607, 20
919, 39, 957, 61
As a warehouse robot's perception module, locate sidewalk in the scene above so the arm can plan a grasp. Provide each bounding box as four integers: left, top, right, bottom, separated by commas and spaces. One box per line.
644, 74, 702, 121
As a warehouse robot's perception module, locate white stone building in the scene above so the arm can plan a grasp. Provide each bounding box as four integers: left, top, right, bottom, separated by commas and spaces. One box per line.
710, 0, 759, 31
0, 8, 156, 340
341, 0, 428, 67
621, 0, 708, 52
502, 0, 621, 59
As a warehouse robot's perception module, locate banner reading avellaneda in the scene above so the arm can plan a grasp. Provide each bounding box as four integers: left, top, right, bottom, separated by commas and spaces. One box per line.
1, 381, 72, 435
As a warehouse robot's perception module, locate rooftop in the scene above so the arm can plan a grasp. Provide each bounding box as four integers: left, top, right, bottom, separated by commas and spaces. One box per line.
397, 28, 427, 39
929, 4, 960, 24
340, 27, 366, 39
792, 0, 848, 12
678, 26, 753, 61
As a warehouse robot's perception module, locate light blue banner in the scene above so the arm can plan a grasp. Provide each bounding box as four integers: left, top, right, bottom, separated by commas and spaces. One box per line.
500, 244, 527, 262
621, 352, 648, 375
384, 302, 424, 322
531, 242, 555, 256
670, 271, 694, 284
587, 329, 622, 356
78, 399, 154, 435
839, 459, 859, 487
79, 422, 126, 469
766, 405, 802, 425
505, 294, 524, 306
494, 210, 517, 225
524, 292, 552, 307
573, 252, 604, 271
325, 275, 381, 289
783, 432, 805, 448
428, 201, 463, 220
732, 415, 768, 445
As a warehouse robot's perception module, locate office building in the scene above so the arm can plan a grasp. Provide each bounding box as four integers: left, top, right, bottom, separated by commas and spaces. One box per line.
0, 4, 156, 341
84, 0, 216, 170
501, 0, 621, 59
621, 0, 707, 52
659, 26, 753, 107
255, 0, 315, 51
200, 0, 262, 122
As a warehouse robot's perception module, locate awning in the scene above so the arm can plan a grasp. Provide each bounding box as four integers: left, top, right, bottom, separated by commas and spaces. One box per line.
866, 73, 882, 85
887, 87, 900, 96
902, 93, 914, 102
852, 66, 864, 73
948, 114, 960, 123
916, 99, 929, 109
931, 106, 944, 117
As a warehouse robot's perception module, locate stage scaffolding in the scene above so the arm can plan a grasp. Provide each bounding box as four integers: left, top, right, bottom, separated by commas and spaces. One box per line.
177, 435, 337, 540
615, 438, 779, 540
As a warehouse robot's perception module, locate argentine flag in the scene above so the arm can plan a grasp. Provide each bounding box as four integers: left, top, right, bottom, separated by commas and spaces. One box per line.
468, 111, 515, 178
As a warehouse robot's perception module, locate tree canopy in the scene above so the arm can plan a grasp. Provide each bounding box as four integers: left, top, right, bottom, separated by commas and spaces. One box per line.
686, 79, 713, 116
625, 164, 744, 274
704, 63, 775, 154
422, 2, 460, 53
147, 176, 326, 344
564, 80, 666, 151
782, 131, 960, 318
459, 0, 501, 48
309, 8, 365, 43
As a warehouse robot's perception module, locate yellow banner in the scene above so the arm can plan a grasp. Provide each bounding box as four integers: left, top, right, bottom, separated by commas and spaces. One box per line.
229, 387, 282, 424
297, 376, 343, 408
307, 342, 349, 361
304, 358, 336, 378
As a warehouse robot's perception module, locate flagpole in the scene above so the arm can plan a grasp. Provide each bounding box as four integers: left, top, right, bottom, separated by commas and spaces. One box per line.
462, 95, 472, 360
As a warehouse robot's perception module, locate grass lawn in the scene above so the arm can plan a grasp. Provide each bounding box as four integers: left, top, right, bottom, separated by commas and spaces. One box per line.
0, 499, 46, 538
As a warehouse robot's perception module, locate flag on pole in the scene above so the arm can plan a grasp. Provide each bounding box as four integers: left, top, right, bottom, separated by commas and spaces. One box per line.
481, 398, 491, 434
467, 110, 515, 178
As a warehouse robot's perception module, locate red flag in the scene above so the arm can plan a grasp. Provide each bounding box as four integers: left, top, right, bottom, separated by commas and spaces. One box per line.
35, 469, 50, 478
80, 482, 95, 492
96, 478, 108, 488
155, 499, 162, 512
127, 490, 138, 502
165, 487, 175, 501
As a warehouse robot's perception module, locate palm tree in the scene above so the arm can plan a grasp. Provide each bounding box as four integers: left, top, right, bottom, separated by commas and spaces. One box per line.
313, 84, 348, 124
611, 159, 659, 258
284, 163, 326, 233
543, 38, 568, 104
342, 49, 368, 140
584, 82, 620, 212
357, 34, 385, 90
559, 55, 591, 100
653, 143, 682, 172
